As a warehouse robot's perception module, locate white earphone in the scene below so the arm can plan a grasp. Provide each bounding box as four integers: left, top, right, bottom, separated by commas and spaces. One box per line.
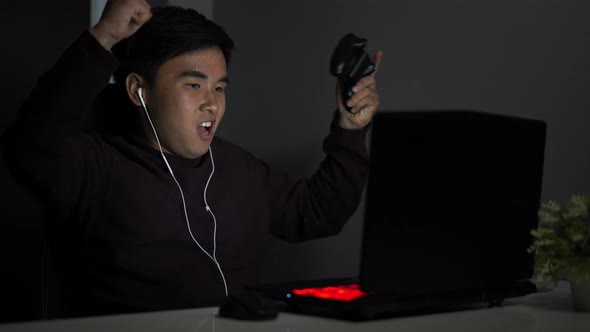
136, 87, 228, 297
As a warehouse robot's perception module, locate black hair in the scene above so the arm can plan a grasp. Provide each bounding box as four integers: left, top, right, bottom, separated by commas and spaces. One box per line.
112, 6, 235, 87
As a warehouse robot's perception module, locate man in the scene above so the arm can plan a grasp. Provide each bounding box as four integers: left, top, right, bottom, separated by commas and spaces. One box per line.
3, 0, 382, 316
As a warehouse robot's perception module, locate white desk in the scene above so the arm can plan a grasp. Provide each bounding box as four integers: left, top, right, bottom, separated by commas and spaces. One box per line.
0, 282, 588, 332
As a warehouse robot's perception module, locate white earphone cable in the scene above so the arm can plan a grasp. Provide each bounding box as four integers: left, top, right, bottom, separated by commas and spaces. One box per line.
202, 146, 228, 296
138, 89, 228, 297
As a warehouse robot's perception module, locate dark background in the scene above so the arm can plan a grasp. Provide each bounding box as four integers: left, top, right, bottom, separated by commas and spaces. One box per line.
0, 1, 89, 321
213, 0, 590, 284
1, 0, 589, 321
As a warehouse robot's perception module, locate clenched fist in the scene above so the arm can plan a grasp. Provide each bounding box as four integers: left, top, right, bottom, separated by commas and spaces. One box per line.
90, 0, 152, 50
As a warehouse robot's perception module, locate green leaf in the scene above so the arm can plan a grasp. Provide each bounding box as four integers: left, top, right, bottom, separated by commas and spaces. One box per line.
529, 195, 590, 283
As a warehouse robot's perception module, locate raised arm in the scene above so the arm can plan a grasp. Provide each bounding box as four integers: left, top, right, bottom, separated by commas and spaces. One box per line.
2, 0, 151, 200
268, 51, 384, 241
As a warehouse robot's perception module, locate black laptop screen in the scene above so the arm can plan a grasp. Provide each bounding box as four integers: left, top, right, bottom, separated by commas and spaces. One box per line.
360, 111, 546, 296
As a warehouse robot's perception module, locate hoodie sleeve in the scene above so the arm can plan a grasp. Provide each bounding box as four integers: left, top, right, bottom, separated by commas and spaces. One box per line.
263, 120, 370, 242
2, 31, 118, 214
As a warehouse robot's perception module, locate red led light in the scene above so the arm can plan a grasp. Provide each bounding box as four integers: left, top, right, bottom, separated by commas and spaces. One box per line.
292, 284, 366, 302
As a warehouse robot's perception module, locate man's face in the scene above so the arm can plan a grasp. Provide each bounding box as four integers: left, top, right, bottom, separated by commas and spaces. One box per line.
141, 47, 228, 159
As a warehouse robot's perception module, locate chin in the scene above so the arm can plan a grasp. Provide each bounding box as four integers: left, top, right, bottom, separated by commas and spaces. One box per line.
188, 147, 210, 159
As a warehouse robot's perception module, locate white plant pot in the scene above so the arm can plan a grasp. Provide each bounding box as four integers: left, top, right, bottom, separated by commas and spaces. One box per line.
570, 279, 590, 312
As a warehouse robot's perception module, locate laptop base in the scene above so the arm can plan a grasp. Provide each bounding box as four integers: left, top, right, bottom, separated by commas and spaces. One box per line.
254, 279, 536, 321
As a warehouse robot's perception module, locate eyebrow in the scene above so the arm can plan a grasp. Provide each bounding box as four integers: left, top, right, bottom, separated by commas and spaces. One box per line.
180, 70, 230, 84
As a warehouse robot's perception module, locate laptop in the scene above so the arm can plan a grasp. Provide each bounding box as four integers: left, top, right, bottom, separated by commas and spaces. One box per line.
254, 110, 547, 320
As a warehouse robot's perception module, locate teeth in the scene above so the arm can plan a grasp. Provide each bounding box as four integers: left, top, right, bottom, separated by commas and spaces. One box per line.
200, 121, 212, 128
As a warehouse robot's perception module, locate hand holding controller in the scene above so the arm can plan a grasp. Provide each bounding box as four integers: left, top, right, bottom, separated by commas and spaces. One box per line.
330, 33, 376, 112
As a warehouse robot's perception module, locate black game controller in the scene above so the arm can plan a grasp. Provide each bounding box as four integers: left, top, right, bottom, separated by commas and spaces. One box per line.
330, 33, 375, 111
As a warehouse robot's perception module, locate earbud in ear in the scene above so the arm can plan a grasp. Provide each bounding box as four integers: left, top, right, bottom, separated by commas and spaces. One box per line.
137, 87, 147, 107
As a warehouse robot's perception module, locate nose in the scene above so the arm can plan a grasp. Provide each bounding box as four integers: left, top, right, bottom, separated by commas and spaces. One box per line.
200, 89, 219, 114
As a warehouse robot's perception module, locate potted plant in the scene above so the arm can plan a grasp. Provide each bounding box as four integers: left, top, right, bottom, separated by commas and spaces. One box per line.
528, 195, 590, 311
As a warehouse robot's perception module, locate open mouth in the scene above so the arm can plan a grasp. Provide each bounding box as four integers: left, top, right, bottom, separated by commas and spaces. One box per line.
199, 121, 213, 134
197, 120, 216, 140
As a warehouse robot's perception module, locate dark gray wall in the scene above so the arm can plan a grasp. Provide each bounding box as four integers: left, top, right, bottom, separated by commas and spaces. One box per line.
0, 1, 89, 321
169, 0, 212, 18
213, 0, 590, 283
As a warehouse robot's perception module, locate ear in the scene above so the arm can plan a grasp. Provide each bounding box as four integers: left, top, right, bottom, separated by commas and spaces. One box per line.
125, 73, 146, 107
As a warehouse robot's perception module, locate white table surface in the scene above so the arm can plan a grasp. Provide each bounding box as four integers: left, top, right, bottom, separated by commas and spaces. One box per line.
0, 282, 588, 332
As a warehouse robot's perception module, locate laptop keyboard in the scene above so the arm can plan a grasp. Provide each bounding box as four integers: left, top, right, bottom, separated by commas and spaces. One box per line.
291, 284, 367, 302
